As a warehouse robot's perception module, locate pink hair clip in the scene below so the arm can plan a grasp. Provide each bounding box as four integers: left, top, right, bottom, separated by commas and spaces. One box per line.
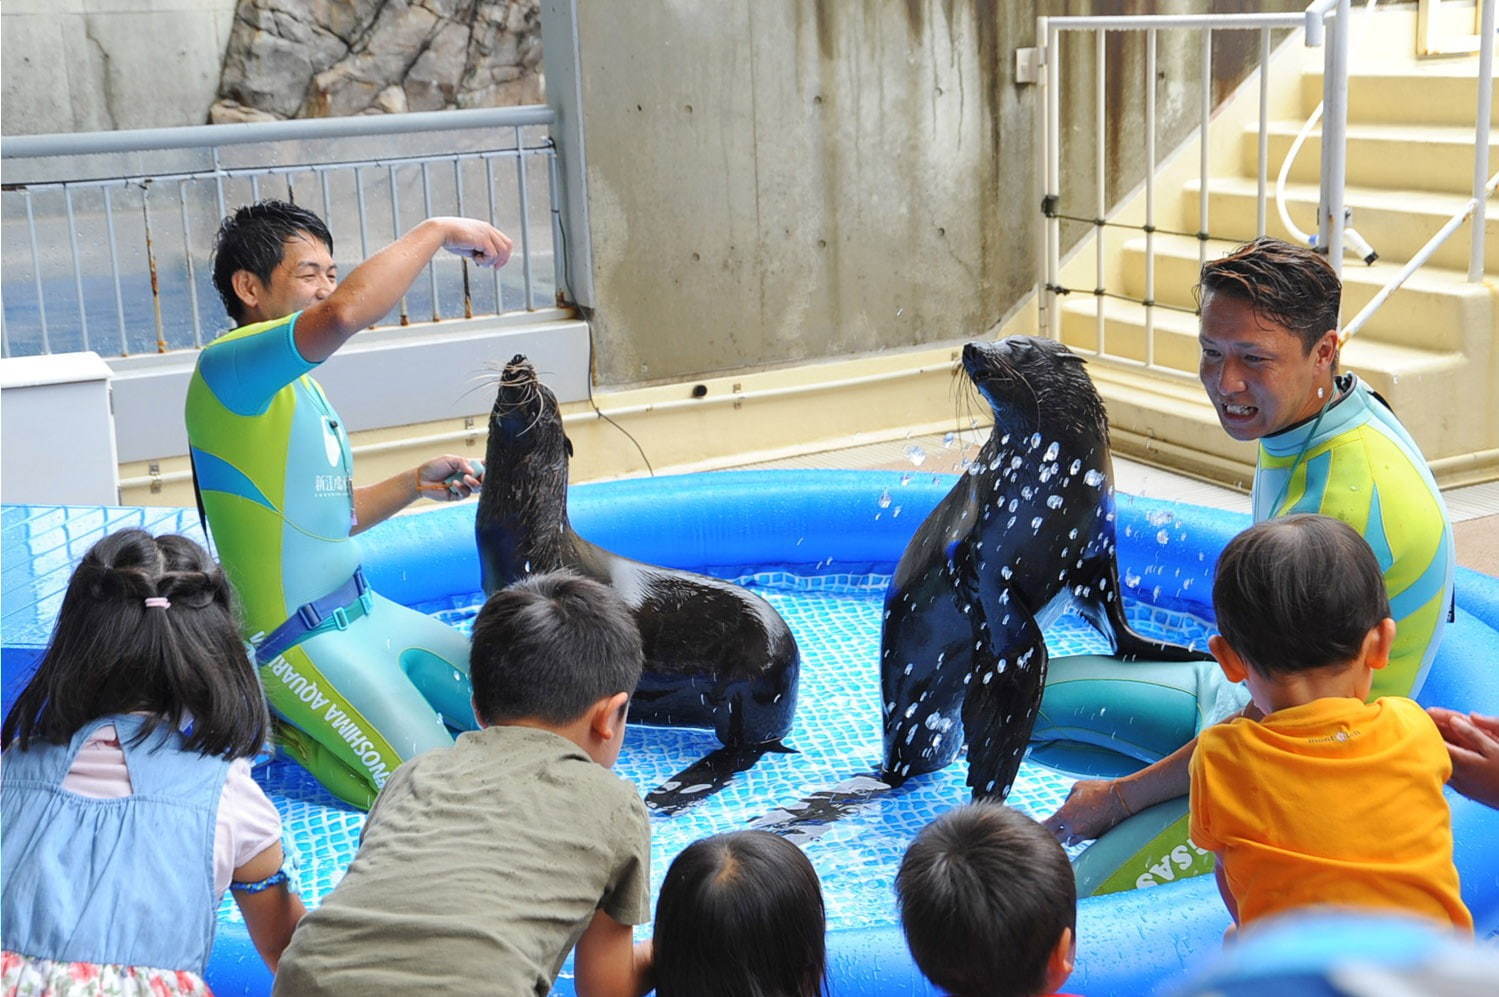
144, 596, 171, 609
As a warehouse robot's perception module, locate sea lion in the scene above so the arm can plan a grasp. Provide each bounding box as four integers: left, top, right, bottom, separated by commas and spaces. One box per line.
476, 356, 801, 802
880, 336, 1208, 800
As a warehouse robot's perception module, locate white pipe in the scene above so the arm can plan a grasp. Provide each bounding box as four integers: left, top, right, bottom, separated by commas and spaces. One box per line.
1320, 0, 1351, 279
1257, 27, 1271, 236
120, 362, 969, 491
1145, 28, 1158, 354
1276, 1, 1379, 252
1047, 22, 1063, 340
1304, 0, 1341, 46
1471, 0, 1495, 283
1096, 29, 1107, 355
1048, 13, 1307, 32
1199, 29, 1212, 279
1036, 15, 1052, 338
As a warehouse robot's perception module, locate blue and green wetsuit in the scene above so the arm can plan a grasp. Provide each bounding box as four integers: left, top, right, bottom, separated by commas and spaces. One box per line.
185, 312, 475, 809
1034, 372, 1454, 894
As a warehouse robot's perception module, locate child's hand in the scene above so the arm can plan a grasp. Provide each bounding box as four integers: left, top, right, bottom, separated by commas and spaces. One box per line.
1427, 707, 1499, 810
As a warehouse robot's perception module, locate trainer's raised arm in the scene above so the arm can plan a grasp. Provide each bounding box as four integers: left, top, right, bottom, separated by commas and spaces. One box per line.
296, 217, 513, 363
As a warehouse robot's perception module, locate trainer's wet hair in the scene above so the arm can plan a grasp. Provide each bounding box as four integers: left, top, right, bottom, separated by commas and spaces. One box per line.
897, 803, 1075, 997
469, 570, 643, 725
1, 529, 269, 759
654, 830, 827, 997
211, 199, 333, 323
1213, 514, 1390, 675
1197, 236, 1341, 353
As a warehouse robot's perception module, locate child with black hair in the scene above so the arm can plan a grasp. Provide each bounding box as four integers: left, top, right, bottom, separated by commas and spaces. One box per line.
1, 529, 304, 994
273, 570, 653, 997
1191, 514, 1471, 932
896, 804, 1078, 997
653, 830, 827, 997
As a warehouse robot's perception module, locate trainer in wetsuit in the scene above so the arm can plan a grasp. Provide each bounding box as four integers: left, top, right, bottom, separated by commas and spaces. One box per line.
185, 201, 512, 808
1038, 238, 1454, 883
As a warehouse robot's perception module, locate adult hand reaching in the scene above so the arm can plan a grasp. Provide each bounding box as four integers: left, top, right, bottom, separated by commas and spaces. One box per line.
1427, 707, 1499, 810
416, 455, 484, 502
1042, 779, 1133, 846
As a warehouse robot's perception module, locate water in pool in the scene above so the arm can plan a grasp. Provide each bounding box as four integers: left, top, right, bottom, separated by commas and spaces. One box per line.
221, 570, 1215, 935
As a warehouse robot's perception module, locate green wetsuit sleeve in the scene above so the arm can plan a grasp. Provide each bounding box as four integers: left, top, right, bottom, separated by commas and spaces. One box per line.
1266, 428, 1452, 699
197, 312, 317, 417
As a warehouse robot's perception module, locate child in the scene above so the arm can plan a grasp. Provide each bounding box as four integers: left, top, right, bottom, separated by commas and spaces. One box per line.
653, 830, 827, 997
1, 529, 304, 994
273, 570, 653, 997
896, 803, 1078, 997
1191, 514, 1472, 932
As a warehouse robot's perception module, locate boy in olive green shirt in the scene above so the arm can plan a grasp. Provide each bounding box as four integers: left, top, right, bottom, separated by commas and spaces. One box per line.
275, 572, 653, 997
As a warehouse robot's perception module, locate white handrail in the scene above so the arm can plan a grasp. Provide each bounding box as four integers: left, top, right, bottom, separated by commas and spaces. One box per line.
1343, 171, 1499, 341
1274, 1, 1380, 262
1470, 0, 1496, 283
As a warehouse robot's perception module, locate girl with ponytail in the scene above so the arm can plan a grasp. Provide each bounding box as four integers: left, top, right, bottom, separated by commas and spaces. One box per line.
2, 529, 304, 995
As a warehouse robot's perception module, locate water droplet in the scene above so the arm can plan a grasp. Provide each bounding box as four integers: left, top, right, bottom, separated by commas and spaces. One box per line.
942, 432, 958, 448
1084, 469, 1105, 487
1029, 432, 1042, 449
1031, 516, 1043, 530
1043, 441, 1060, 461
877, 489, 893, 509
1046, 494, 1064, 509
1069, 459, 1083, 474
905, 445, 928, 466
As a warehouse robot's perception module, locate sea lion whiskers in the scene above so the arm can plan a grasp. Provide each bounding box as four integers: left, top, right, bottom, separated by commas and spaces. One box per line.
947, 366, 990, 465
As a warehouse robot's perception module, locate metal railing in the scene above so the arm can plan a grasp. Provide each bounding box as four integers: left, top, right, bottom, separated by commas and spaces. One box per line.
1035, 0, 1495, 370
1343, 0, 1495, 341
1, 105, 567, 359
1035, 2, 1349, 379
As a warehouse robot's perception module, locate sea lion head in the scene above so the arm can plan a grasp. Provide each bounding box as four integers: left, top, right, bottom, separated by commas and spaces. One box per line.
961, 336, 1106, 439
488, 354, 572, 463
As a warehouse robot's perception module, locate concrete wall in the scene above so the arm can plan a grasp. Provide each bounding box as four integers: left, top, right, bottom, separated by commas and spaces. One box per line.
566, 0, 1299, 389
2, 0, 237, 135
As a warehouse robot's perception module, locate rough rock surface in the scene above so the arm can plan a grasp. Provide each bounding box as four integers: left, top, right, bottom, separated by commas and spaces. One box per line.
211, 0, 542, 122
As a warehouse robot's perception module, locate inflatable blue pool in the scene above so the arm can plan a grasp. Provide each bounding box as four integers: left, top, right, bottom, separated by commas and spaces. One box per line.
4, 469, 1496, 995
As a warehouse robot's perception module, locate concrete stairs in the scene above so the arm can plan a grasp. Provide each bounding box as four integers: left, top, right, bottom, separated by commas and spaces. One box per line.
1059, 10, 1498, 487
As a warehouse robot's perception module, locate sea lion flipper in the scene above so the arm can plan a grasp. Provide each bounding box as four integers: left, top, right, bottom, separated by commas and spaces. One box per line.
644, 743, 782, 816
1073, 554, 1213, 663
962, 609, 1048, 801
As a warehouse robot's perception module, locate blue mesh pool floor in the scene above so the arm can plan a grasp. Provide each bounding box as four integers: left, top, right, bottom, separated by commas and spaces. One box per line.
220, 572, 1215, 934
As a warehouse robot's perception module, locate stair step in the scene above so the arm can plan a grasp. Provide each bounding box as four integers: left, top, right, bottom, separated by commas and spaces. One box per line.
1301, 68, 1499, 128
1182, 176, 1499, 274
1242, 122, 1496, 196
1111, 233, 1490, 353
1058, 296, 1471, 457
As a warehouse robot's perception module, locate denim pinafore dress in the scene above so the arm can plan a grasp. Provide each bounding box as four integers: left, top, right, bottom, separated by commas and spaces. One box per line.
1, 714, 229, 973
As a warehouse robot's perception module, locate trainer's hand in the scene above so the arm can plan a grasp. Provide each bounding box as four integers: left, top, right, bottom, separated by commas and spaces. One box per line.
1428, 707, 1499, 810
416, 455, 483, 501
435, 217, 513, 268
1042, 779, 1130, 846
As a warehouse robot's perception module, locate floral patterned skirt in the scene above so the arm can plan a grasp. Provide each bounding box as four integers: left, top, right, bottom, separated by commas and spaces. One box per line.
2, 951, 213, 997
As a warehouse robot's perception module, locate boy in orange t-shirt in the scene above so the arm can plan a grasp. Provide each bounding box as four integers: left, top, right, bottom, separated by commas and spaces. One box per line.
1189, 514, 1471, 934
